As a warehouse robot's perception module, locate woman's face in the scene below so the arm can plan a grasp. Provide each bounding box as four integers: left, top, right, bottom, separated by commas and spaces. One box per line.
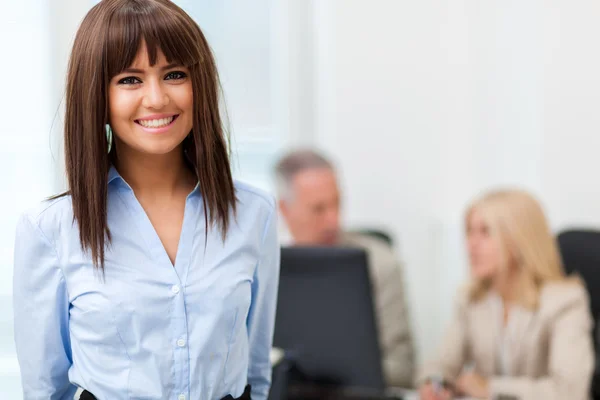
108, 44, 193, 158
467, 208, 503, 281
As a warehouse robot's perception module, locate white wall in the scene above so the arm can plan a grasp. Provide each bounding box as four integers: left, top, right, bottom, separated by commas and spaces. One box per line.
311, 0, 478, 363
302, 0, 600, 364
1, 1, 56, 396
49, 1, 93, 192
0, 1, 55, 296
312, 0, 458, 362
541, 1, 600, 231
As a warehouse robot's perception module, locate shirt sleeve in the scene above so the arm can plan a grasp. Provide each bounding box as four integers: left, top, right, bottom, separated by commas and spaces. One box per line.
415, 289, 469, 387
246, 206, 280, 400
13, 213, 75, 400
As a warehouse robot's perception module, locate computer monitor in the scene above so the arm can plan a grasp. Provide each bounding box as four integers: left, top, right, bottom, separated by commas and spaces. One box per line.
273, 246, 386, 392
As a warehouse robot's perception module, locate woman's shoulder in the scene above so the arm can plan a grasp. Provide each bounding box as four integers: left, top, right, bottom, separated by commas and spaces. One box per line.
19, 194, 73, 238
539, 278, 590, 315
233, 180, 276, 214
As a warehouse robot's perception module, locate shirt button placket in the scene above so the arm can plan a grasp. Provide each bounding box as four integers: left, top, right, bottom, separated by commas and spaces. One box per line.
172, 281, 190, 400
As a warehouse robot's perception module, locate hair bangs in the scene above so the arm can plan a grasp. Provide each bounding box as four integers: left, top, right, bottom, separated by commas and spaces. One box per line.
104, 0, 204, 79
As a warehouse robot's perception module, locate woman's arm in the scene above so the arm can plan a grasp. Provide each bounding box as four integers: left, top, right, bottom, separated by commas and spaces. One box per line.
13, 213, 75, 400
416, 289, 469, 387
246, 207, 280, 400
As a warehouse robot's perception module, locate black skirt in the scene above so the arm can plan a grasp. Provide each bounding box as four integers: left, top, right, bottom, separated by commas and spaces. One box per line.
79, 384, 252, 400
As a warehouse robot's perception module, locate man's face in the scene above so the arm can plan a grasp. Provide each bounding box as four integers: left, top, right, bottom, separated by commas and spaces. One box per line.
279, 168, 341, 246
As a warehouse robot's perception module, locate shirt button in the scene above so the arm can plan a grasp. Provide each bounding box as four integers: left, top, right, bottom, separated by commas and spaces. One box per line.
171, 285, 180, 294
177, 339, 186, 347
178, 395, 186, 400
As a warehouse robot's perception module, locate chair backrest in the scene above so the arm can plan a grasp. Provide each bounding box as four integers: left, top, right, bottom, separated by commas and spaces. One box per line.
557, 230, 600, 326
557, 230, 600, 399
353, 229, 394, 247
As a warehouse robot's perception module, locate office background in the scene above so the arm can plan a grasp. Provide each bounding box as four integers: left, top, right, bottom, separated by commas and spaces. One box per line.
3, 0, 600, 397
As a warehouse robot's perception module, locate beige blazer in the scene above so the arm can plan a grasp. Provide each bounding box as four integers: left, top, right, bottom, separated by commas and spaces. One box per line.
341, 232, 415, 388
417, 281, 594, 400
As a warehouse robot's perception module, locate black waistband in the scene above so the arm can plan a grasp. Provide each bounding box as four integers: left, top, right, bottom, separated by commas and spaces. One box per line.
220, 384, 252, 400
80, 384, 251, 400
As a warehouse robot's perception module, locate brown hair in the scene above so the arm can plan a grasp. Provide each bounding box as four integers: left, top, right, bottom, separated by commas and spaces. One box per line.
62, 0, 236, 269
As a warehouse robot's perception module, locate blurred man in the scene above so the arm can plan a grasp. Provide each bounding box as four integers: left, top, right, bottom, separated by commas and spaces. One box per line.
274, 149, 415, 388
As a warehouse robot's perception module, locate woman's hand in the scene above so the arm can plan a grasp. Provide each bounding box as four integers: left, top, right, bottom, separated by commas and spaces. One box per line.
455, 372, 490, 399
418, 382, 453, 400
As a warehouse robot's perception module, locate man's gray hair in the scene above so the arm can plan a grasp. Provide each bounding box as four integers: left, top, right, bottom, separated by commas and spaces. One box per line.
274, 149, 334, 201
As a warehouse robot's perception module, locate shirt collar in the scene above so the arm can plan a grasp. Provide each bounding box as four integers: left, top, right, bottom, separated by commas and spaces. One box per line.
108, 165, 123, 185
108, 165, 201, 198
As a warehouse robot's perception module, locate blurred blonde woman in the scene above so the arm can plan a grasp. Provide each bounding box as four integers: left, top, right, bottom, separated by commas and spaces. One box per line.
418, 189, 594, 400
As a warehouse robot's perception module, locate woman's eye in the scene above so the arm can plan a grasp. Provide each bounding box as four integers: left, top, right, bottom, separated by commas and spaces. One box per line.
165, 71, 187, 80
118, 76, 141, 85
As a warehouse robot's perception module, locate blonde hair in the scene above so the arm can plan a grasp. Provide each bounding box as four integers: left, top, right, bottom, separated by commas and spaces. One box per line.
466, 189, 573, 309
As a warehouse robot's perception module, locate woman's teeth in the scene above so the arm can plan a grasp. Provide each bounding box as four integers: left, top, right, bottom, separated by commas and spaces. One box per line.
138, 116, 174, 128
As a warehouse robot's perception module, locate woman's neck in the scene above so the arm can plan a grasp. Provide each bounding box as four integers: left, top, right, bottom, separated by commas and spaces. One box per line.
115, 146, 196, 198
493, 269, 519, 305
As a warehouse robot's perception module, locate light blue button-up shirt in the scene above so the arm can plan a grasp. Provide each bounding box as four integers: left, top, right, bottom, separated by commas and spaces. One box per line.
13, 167, 280, 400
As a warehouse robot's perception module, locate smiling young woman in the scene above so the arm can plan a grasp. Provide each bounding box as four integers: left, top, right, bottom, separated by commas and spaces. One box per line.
12, 1, 280, 400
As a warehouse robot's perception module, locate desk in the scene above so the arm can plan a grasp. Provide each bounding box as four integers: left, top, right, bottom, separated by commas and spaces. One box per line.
276, 385, 474, 400
270, 349, 475, 400
391, 389, 474, 400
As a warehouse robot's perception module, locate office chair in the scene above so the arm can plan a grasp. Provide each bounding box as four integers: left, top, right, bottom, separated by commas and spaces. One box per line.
353, 229, 394, 247
557, 229, 600, 400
